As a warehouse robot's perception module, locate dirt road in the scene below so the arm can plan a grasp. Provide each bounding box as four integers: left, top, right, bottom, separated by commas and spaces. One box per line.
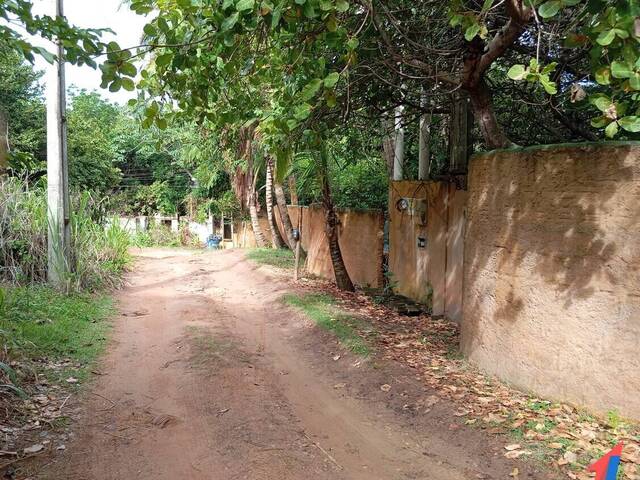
41, 249, 549, 479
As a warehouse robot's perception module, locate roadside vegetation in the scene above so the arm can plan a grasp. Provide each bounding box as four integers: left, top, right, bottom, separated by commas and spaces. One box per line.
0, 286, 114, 384
283, 292, 370, 356
130, 222, 202, 249
246, 248, 295, 270
0, 178, 130, 460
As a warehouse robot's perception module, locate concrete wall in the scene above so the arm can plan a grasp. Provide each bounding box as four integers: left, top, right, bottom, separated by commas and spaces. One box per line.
289, 206, 384, 288
388, 181, 466, 320
461, 143, 640, 419
238, 206, 384, 288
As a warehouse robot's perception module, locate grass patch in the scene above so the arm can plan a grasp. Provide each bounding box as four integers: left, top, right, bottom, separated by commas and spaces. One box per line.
0, 285, 114, 384
246, 248, 295, 269
283, 292, 370, 356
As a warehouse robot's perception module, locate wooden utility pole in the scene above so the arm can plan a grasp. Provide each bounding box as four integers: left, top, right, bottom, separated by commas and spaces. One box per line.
47, 0, 71, 287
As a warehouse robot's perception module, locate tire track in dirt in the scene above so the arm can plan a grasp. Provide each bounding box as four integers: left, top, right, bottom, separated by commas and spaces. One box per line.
39, 248, 553, 480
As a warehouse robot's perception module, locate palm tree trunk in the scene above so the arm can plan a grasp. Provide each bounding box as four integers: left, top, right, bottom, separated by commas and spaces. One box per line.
288, 176, 298, 205
320, 154, 354, 292
265, 157, 285, 248
249, 189, 267, 247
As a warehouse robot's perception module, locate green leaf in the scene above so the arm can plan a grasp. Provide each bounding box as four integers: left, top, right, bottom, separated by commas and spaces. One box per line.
323, 72, 340, 88
611, 60, 634, 78
590, 95, 612, 112
156, 117, 168, 130
604, 121, 619, 138
326, 15, 338, 32
0, 362, 18, 384
335, 0, 349, 12
293, 103, 312, 120
464, 23, 481, 41
347, 37, 359, 50
618, 116, 640, 132
33, 47, 56, 64
158, 17, 170, 32
590, 116, 610, 128
629, 73, 640, 90
301, 79, 323, 101
303, 2, 316, 18
120, 62, 137, 77
121, 77, 135, 91
540, 76, 557, 94
236, 0, 255, 11
222, 12, 240, 31
109, 78, 122, 92
271, 6, 282, 27
538, 0, 561, 18
595, 67, 611, 85
507, 64, 527, 81
143, 23, 157, 36
481, 0, 494, 12
156, 53, 173, 68
596, 29, 616, 45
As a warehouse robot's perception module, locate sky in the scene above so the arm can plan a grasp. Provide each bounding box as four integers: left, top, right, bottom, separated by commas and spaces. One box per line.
32, 0, 148, 104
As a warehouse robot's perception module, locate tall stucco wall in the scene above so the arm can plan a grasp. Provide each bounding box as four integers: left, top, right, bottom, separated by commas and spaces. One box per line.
288, 206, 384, 288
388, 181, 466, 320
461, 143, 640, 419
237, 206, 384, 287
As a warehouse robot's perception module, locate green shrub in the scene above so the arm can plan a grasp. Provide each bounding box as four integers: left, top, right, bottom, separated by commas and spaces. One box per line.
0, 178, 131, 291
130, 221, 201, 248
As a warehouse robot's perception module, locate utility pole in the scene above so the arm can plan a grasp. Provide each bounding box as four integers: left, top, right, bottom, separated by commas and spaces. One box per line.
47, 0, 71, 288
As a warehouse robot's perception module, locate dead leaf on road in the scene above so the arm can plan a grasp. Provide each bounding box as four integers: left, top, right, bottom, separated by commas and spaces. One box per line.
504, 450, 529, 459
24, 444, 44, 454
380, 384, 391, 392
563, 451, 578, 464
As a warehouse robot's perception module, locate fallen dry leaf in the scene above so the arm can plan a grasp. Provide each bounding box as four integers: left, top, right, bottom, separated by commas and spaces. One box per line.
510, 467, 519, 477
505, 444, 522, 451
563, 451, 578, 464
505, 450, 528, 459
24, 444, 44, 454
380, 384, 392, 392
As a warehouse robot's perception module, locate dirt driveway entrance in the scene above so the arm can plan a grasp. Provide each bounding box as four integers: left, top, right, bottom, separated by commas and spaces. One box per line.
40, 249, 552, 480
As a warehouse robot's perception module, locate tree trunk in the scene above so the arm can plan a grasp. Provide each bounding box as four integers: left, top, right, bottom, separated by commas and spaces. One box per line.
467, 79, 512, 150
0, 110, 8, 175
288, 175, 298, 205
274, 181, 298, 250
320, 158, 354, 292
249, 183, 267, 247
381, 114, 395, 178
265, 157, 285, 248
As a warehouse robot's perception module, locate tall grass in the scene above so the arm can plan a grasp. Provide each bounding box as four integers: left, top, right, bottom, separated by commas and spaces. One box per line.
0, 178, 131, 291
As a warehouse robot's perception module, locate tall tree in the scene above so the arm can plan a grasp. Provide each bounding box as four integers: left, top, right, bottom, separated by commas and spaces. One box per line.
265, 156, 286, 248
